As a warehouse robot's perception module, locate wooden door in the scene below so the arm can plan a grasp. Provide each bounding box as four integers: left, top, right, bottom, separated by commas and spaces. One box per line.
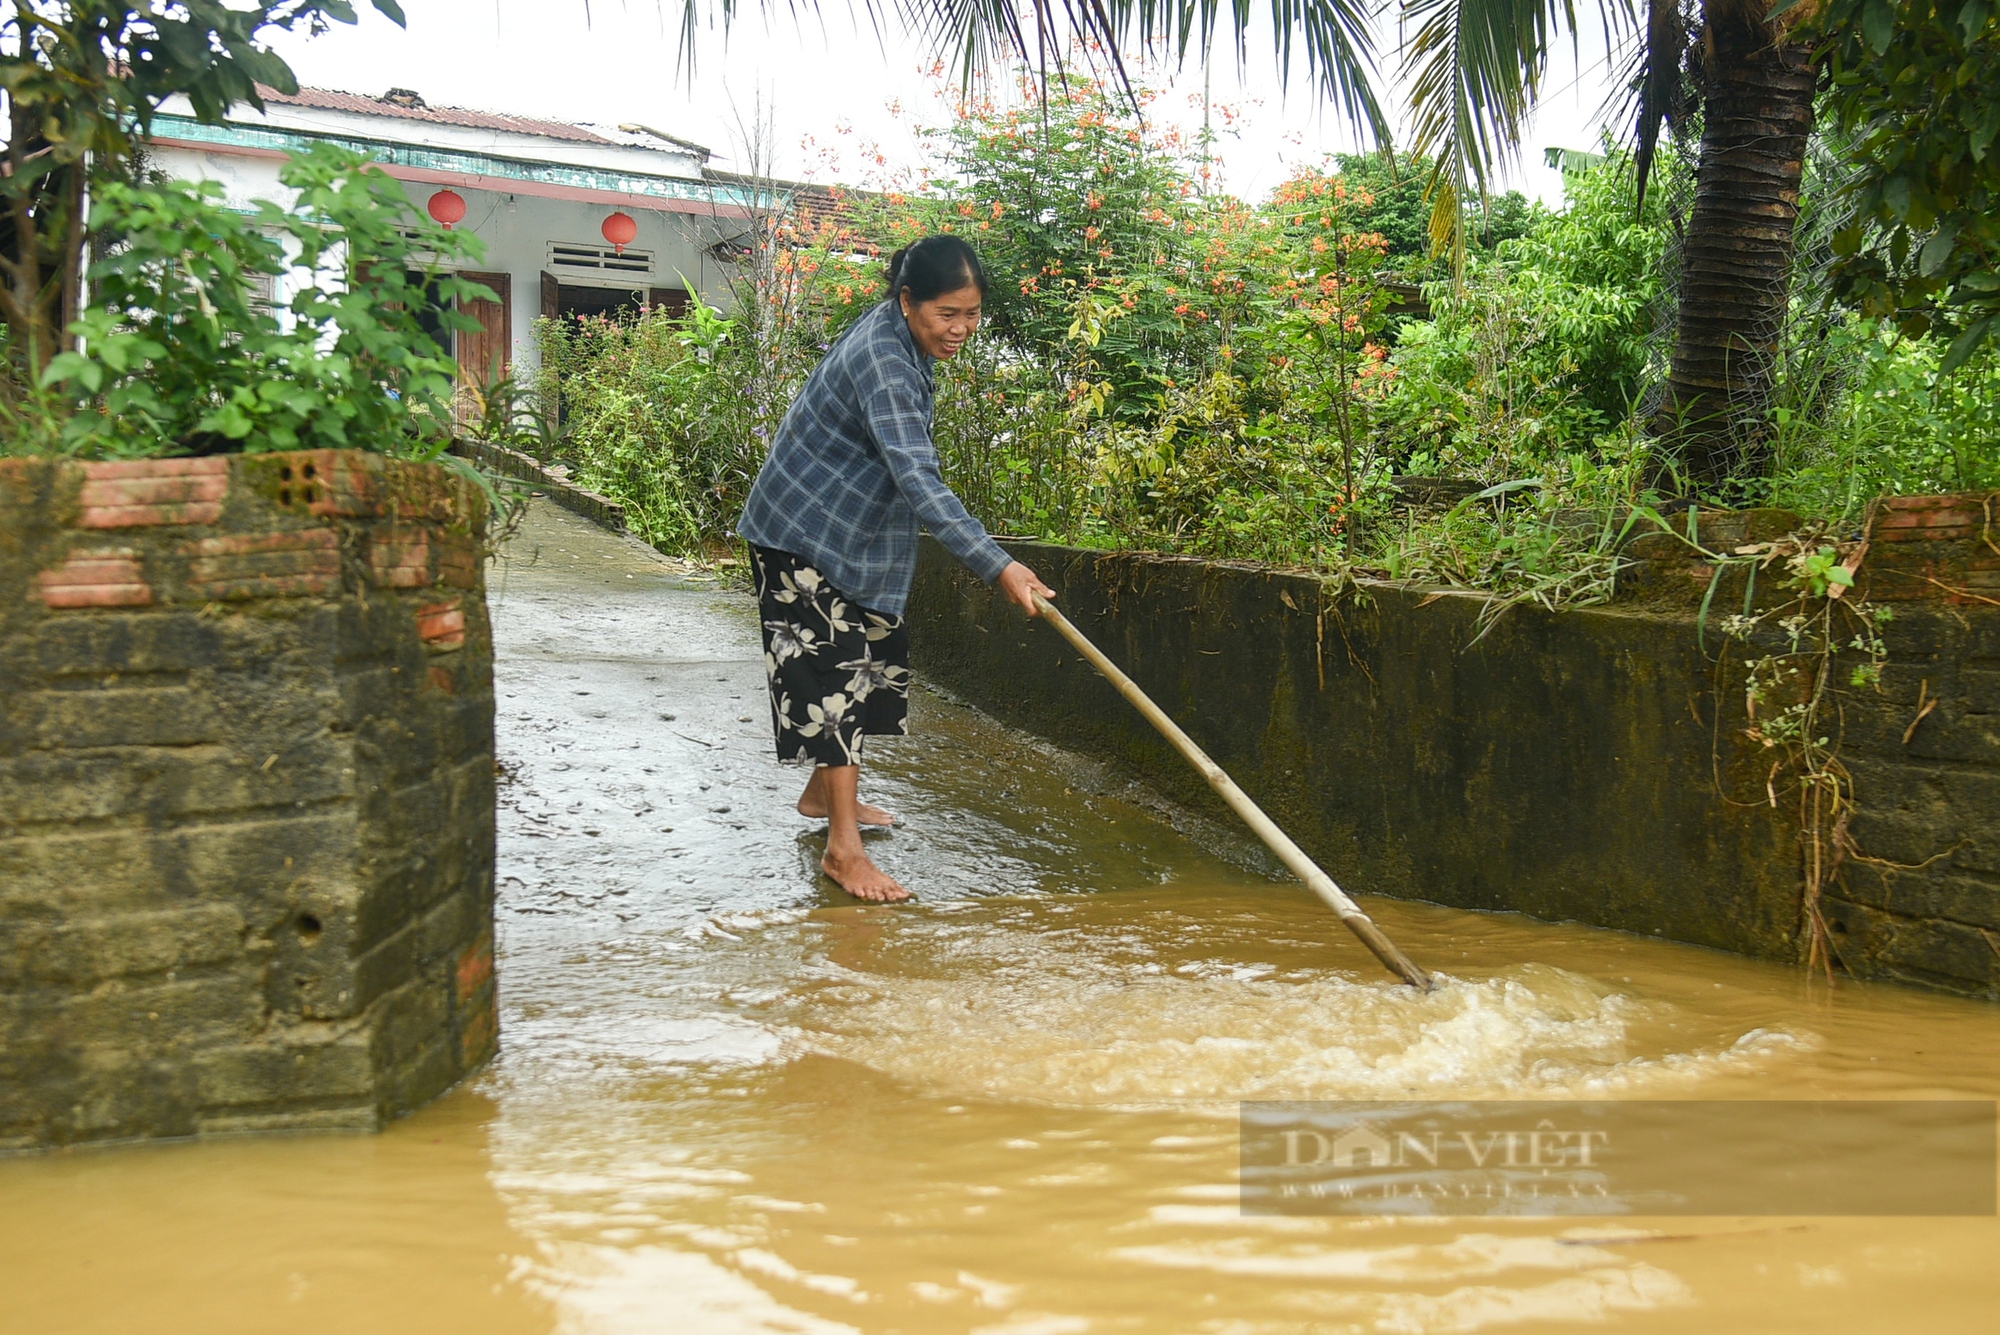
457, 271, 512, 388
541, 270, 560, 321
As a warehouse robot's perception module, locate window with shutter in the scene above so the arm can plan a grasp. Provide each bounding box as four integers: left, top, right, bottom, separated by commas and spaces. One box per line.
546, 241, 653, 286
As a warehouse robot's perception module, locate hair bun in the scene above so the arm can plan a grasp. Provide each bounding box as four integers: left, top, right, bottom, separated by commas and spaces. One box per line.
885, 245, 911, 290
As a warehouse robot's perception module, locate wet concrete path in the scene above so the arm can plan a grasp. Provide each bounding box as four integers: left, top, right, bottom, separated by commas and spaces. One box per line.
4, 501, 2000, 1334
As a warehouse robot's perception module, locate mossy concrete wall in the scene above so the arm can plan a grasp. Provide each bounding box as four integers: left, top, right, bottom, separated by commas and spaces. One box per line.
0, 452, 498, 1150
908, 494, 2000, 996
452, 438, 626, 532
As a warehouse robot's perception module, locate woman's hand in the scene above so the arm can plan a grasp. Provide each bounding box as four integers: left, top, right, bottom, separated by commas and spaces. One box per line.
997, 561, 1055, 617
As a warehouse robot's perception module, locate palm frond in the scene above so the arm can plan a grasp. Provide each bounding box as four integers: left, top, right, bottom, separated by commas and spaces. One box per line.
671, 0, 1390, 148
899, 0, 1117, 97
1630, 0, 1694, 209
1401, 0, 1581, 274
668, 0, 1666, 270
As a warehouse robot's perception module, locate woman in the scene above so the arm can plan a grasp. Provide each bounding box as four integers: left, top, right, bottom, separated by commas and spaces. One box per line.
737, 235, 1053, 902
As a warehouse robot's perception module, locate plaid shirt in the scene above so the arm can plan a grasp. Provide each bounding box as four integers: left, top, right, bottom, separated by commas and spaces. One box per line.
737, 299, 1012, 617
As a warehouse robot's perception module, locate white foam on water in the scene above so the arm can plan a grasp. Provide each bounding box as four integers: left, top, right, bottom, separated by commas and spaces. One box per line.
786, 942, 1819, 1108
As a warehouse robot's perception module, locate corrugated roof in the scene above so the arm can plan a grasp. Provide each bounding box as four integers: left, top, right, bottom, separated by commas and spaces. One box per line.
257, 84, 617, 146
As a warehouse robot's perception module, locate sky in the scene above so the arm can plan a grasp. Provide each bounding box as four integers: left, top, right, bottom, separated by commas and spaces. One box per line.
263, 1, 1629, 207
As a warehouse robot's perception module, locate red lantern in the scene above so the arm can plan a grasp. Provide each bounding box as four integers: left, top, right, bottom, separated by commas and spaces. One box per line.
426, 189, 467, 230
601, 211, 638, 254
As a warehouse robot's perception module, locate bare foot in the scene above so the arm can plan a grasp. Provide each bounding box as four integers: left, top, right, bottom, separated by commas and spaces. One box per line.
797, 777, 897, 827
821, 848, 911, 903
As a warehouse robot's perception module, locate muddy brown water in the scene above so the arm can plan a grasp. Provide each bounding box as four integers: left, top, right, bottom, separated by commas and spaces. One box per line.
4, 502, 1998, 1334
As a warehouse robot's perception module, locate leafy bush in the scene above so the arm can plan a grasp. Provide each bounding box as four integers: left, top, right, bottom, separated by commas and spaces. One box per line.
0, 0, 404, 397
898, 81, 1256, 409
1325, 152, 1532, 271
1811, 0, 2000, 370
11, 144, 483, 459
535, 302, 758, 553
1772, 320, 2000, 519
1374, 148, 1672, 481
919, 161, 1400, 565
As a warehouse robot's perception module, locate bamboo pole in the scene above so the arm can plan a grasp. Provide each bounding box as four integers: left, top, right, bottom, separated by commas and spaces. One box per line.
1032, 594, 1435, 991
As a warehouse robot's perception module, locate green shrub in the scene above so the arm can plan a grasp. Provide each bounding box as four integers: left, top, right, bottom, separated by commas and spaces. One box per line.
535, 302, 757, 554
1374, 148, 1673, 481
0, 0, 420, 457
1772, 320, 2000, 520
12, 143, 483, 459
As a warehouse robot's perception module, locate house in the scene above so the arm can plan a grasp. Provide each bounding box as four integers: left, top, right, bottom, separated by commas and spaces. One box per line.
145, 84, 765, 387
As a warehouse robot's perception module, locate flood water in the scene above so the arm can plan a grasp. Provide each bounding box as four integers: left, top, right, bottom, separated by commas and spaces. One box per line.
5, 501, 1998, 1334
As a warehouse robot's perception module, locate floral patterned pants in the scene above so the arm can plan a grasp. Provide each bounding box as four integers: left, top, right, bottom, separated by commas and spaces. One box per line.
749, 545, 911, 766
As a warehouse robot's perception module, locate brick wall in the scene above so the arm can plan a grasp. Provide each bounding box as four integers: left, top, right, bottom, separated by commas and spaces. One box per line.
1823, 495, 2000, 993
1616, 494, 2000, 992
0, 451, 497, 1149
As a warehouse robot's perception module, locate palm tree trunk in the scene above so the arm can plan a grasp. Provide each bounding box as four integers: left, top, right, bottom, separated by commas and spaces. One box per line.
1652, 1, 1817, 492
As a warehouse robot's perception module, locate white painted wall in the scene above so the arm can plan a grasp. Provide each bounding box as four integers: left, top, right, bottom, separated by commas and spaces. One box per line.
148, 144, 745, 375
402, 182, 742, 371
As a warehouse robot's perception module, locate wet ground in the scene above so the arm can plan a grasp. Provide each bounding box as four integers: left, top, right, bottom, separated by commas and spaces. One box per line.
5, 500, 2000, 1333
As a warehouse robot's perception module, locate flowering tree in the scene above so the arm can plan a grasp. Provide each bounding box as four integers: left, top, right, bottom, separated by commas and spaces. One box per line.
1249, 168, 1396, 543
732, 189, 881, 436
837, 78, 1396, 559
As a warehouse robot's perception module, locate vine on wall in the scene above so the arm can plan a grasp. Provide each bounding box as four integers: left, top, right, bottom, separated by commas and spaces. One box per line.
1703, 522, 1891, 974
